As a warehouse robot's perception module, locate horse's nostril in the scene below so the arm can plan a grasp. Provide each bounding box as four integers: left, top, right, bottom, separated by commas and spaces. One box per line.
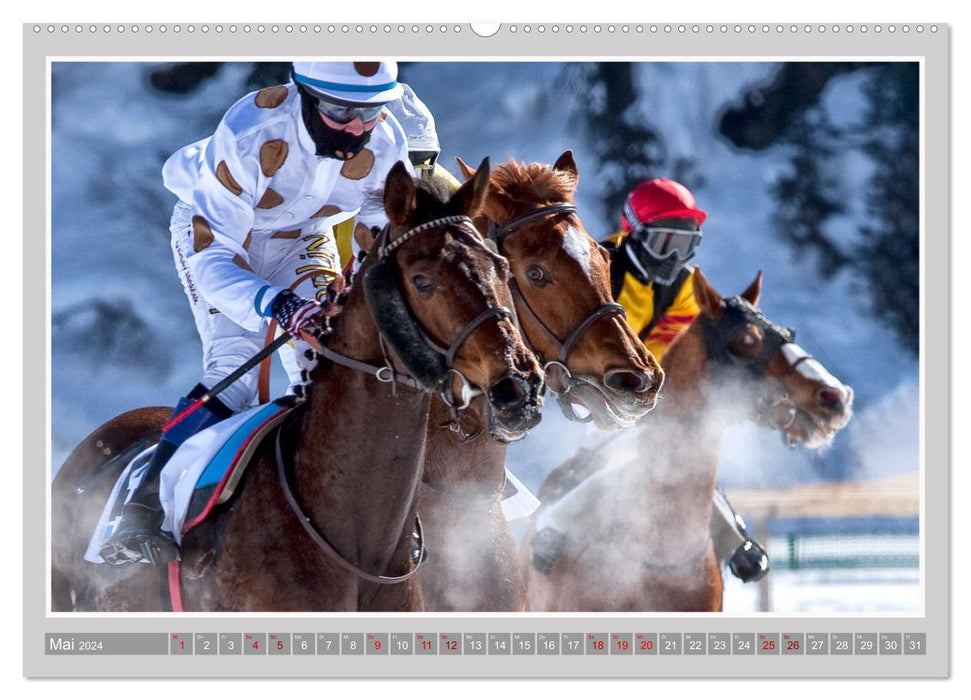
604, 369, 649, 394
489, 375, 529, 411
817, 387, 844, 411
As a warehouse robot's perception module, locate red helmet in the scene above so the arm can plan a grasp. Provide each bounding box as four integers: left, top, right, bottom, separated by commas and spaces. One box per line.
621, 178, 707, 233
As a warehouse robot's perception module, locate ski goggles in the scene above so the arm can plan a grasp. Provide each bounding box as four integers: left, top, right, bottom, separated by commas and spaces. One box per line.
631, 226, 702, 261
299, 84, 386, 124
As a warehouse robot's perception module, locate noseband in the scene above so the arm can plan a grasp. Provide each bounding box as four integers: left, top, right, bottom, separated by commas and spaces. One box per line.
488, 203, 627, 418
409, 303, 514, 411
322, 215, 514, 412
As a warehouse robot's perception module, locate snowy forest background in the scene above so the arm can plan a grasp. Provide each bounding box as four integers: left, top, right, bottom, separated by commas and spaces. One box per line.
50, 61, 921, 611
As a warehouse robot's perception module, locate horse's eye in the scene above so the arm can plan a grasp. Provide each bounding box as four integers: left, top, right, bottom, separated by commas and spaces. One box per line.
525, 265, 549, 286
729, 327, 763, 357
411, 274, 436, 294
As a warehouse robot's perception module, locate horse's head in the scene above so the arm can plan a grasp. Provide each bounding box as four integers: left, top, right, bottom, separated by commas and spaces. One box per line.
366, 159, 544, 442
669, 268, 853, 448
456, 151, 663, 430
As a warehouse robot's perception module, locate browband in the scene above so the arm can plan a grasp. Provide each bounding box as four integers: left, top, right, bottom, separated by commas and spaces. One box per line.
487, 202, 577, 242
378, 215, 478, 260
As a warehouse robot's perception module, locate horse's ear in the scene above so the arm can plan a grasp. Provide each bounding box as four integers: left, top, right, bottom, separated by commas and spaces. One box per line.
455, 156, 477, 182
353, 222, 376, 254
383, 161, 417, 227
692, 267, 724, 320
740, 270, 763, 307
553, 150, 579, 191
450, 157, 490, 217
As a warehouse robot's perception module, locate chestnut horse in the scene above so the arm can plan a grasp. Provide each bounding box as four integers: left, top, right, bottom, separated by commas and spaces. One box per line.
52, 160, 544, 611
522, 269, 854, 612
417, 153, 663, 612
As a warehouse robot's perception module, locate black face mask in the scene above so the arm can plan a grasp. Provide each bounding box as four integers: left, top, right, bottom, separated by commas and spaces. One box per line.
623, 234, 693, 286
298, 85, 373, 160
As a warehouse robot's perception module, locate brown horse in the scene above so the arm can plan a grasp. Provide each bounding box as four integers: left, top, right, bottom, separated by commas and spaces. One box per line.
522, 269, 854, 612
417, 153, 663, 612
52, 160, 544, 612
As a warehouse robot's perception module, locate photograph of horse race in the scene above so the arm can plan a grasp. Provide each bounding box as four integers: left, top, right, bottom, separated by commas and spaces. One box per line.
50, 60, 920, 613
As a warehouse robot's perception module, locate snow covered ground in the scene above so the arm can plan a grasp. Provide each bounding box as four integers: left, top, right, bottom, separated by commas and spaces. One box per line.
723, 568, 920, 614
49, 61, 921, 613
722, 532, 920, 613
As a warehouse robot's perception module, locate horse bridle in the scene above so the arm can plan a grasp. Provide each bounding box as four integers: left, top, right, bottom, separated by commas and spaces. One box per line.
322, 215, 514, 411
488, 202, 627, 422
701, 296, 807, 438
278, 214, 517, 584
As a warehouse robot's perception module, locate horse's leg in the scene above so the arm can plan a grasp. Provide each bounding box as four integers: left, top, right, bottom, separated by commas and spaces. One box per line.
52, 407, 171, 611
488, 502, 527, 612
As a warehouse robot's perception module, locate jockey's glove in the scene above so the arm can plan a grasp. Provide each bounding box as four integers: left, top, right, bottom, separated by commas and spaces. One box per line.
270, 289, 323, 338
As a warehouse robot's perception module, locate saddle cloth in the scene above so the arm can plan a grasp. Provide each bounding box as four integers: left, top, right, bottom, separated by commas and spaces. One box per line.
83, 400, 540, 564
500, 470, 540, 521
83, 400, 292, 563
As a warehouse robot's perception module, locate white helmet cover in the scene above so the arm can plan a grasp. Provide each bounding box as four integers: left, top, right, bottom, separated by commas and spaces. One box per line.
291, 61, 404, 104
384, 84, 441, 153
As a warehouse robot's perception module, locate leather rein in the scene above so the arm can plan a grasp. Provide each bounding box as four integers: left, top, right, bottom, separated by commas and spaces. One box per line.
275, 425, 426, 585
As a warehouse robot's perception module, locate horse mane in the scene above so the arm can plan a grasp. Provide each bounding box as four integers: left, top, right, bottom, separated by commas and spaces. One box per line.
489, 159, 577, 215
361, 169, 457, 225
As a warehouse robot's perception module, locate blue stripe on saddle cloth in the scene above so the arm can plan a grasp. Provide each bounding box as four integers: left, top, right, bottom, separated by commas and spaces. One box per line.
160, 399, 293, 543
83, 402, 289, 564
196, 400, 287, 488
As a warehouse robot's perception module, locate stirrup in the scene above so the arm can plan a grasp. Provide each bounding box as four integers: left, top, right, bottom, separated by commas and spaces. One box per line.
101, 529, 180, 566
101, 502, 180, 566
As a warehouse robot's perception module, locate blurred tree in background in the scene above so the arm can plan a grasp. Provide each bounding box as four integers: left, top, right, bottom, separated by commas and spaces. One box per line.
719, 62, 919, 356
856, 63, 920, 355
148, 62, 291, 94
558, 63, 670, 225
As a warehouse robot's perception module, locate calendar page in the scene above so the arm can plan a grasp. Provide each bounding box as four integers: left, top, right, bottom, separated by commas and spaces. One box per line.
24, 21, 948, 679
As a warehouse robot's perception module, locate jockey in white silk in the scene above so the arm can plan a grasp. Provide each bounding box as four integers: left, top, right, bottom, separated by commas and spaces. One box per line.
100, 61, 421, 567
163, 76, 413, 408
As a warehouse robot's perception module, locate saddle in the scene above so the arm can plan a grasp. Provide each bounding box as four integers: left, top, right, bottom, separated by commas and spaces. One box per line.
84, 398, 298, 563
176, 398, 298, 538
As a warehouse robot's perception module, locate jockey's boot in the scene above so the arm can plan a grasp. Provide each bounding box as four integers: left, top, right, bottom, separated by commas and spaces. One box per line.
710, 488, 770, 583
100, 384, 232, 566
729, 539, 770, 583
